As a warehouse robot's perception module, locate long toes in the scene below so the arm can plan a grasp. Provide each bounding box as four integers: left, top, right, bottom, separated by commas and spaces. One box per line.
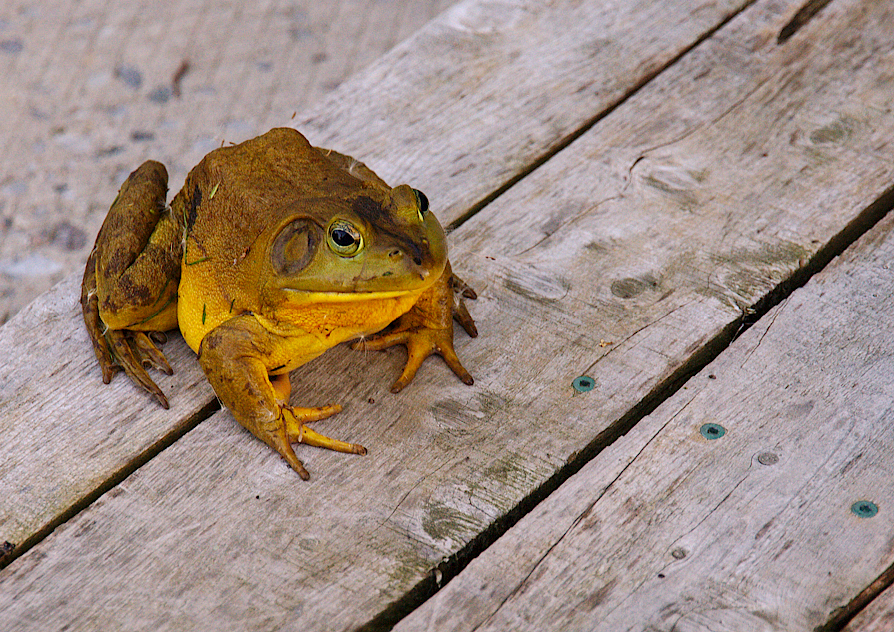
452, 273, 477, 300
390, 362, 421, 393
454, 299, 478, 338
108, 330, 170, 408
133, 332, 173, 375
281, 405, 366, 456
293, 424, 367, 455
439, 343, 474, 386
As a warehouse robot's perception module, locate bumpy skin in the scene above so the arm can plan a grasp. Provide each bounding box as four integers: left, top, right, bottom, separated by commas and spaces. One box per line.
81, 128, 476, 479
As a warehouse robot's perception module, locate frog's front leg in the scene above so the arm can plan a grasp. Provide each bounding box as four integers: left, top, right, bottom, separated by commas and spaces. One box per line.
354, 261, 478, 393
81, 161, 183, 407
199, 316, 366, 480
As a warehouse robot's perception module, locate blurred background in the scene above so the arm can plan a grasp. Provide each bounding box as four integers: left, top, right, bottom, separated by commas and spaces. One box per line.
0, 0, 456, 324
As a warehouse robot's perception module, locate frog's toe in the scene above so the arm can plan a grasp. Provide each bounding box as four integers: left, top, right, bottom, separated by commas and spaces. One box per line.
105, 328, 171, 408
273, 405, 366, 480
452, 272, 477, 300
130, 332, 173, 375
454, 298, 478, 338
282, 405, 366, 455
357, 327, 473, 393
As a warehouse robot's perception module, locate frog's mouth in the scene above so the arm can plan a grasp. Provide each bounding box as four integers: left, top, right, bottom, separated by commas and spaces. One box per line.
278, 285, 430, 305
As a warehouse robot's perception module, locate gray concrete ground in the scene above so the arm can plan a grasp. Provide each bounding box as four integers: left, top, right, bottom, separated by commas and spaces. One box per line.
0, 0, 455, 323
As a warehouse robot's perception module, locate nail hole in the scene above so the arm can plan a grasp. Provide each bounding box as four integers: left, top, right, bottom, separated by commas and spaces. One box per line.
700, 423, 726, 440
757, 452, 779, 466
572, 376, 595, 392
851, 501, 878, 518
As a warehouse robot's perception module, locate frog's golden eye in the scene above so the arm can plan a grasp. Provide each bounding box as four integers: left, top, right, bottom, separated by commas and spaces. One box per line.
327, 220, 363, 256
412, 189, 429, 219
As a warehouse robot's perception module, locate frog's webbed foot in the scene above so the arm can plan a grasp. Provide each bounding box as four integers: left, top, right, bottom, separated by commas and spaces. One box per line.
104, 329, 172, 408
358, 326, 473, 393
276, 405, 365, 479
353, 263, 477, 393
81, 248, 173, 408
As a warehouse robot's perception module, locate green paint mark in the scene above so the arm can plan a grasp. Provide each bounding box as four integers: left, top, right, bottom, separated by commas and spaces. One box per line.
209, 182, 220, 200
851, 500, 878, 518
202, 303, 207, 325
229, 298, 236, 313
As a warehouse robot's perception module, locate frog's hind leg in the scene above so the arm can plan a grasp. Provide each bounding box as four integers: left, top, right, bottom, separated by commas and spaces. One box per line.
199, 317, 366, 480
81, 160, 183, 407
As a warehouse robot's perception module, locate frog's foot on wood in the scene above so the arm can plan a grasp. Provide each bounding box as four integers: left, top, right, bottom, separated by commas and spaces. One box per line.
81, 248, 173, 408
353, 262, 477, 393
80, 160, 181, 408
269, 373, 366, 477
199, 320, 367, 480
451, 272, 479, 338
252, 404, 366, 481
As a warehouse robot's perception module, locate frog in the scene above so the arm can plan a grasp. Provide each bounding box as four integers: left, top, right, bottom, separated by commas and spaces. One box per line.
81, 127, 477, 480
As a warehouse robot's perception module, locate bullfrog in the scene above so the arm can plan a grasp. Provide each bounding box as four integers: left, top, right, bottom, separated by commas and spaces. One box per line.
81, 127, 477, 479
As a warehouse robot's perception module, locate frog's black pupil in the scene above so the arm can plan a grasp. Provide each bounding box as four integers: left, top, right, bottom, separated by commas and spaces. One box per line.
332, 229, 355, 247
413, 189, 429, 215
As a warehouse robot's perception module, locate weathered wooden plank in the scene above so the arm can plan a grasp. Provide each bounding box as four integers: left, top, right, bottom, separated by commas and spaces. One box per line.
0, 0, 752, 557
393, 203, 894, 632
0, 275, 215, 552
294, 0, 755, 224
843, 576, 894, 632
3, 0, 893, 630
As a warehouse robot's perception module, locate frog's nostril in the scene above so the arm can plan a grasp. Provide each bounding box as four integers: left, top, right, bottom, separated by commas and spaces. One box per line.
413, 256, 422, 266
389, 249, 401, 259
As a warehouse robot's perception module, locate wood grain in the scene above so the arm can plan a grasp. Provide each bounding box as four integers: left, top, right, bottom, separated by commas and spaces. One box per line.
0, 274, 215, 549
295, 0, 754, 225
0, 0, 752, 557
394, 200, 894, 632
3, 0, 894, 629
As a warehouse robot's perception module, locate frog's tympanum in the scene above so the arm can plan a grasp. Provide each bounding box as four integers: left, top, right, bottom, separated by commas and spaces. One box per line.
81, 128, 477, 479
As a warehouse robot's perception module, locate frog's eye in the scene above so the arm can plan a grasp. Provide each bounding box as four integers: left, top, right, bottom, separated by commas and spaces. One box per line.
412, 189, 429, 219
327, 220, 363, 256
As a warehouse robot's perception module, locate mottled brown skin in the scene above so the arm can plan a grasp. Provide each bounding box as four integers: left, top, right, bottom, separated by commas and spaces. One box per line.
81, 128, 476, 479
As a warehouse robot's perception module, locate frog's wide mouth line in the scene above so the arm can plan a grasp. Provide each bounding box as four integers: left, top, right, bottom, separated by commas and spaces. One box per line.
279, 287, 428, 301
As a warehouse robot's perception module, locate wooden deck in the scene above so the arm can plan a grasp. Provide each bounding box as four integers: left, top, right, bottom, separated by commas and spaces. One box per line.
2, 0, 894, 630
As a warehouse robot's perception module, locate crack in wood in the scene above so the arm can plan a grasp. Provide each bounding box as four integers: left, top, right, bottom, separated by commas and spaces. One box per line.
778, 0, 836, 43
